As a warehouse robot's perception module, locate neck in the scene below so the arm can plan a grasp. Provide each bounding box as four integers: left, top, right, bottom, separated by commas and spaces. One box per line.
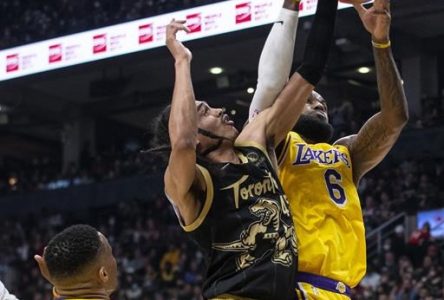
204, 141, 240, 164
53, 283, 109, 300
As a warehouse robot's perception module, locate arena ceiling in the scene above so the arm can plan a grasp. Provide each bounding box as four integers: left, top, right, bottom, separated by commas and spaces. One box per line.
0, 0, 444, 159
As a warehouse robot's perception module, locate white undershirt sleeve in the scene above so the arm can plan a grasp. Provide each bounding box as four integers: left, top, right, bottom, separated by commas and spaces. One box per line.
249, 8, 299, 120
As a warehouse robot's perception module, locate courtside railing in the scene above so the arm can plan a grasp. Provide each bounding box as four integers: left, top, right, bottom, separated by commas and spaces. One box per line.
366, 212, 407, 260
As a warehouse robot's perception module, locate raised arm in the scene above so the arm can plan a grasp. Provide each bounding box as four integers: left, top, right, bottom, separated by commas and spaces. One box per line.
164, 20, 204, 225
260, 0, 338, 145
335, 0, 408, 184
249, 0, 300, 120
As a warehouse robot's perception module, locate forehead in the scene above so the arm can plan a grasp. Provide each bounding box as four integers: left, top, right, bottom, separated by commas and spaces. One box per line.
308, 91, 326, 106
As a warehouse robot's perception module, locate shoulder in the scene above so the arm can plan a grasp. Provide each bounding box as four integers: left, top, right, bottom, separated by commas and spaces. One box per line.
333, 134, 357, 150
236, 111, 272, 156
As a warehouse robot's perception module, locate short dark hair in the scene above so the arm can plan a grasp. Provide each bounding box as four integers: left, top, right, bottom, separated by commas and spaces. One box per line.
44, 224, 101, 280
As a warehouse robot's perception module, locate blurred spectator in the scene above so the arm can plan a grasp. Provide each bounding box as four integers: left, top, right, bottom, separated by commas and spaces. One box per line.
408, 222, 431, 247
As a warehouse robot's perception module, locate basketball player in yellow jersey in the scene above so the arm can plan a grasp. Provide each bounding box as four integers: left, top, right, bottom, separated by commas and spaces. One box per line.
34, 224, 118, 300
249, 0, 408, 298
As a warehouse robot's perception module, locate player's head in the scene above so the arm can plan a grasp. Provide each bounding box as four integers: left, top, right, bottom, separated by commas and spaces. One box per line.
294, 91, 333, 143
195, 100, 239, 145
35, 224, 118, 297
150, 101, 238, 159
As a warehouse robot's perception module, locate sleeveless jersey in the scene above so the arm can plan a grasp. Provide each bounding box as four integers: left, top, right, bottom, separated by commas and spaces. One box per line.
172, 142, 298, 300
277, 132, 366, 288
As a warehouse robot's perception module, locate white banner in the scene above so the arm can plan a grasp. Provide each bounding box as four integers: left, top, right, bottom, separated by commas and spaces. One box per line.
0, 0, 353, 82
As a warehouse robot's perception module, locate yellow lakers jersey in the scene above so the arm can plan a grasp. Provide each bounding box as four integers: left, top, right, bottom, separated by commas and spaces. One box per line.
278, 132, 366, 288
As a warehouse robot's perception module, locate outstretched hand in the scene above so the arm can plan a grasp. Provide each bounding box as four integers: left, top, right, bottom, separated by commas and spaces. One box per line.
166, 19, 192, 62
353, 0, 391, 43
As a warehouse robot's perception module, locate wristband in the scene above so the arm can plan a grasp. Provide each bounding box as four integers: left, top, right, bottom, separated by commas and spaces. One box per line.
372, 40, 391, 49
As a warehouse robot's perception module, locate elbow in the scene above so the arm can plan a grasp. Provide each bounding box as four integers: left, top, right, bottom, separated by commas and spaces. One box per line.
388, 112, 409, 131
381, 110, 409, 132
398, 108, 409, 127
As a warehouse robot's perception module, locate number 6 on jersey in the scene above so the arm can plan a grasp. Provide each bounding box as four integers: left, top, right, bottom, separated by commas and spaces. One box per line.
324, 169, 347, 206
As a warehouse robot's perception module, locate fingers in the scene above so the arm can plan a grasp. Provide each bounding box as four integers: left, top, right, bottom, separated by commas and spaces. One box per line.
353, 3, 367, 18
167, 19, 191, 35
373, 0, 390, 13
370, 7, 391, 20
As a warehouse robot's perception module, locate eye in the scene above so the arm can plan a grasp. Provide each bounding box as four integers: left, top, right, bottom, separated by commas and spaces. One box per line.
198, 104, 208, 116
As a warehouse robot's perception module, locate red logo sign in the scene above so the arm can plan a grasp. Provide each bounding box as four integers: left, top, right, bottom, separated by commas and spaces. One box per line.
187, 13, 202, 33
49, 44, 63, 63
6, 54, 19, 72
236, 2, 252, 24
139, 24, 154, 44
93, 34, 107, 54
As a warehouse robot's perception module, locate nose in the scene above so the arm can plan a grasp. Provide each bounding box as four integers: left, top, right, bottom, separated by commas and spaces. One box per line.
313, 101, 325, 112
216, 107, 225, 117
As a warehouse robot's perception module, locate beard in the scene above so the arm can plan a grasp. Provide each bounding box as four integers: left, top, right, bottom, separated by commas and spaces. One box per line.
293, 114, 334, 143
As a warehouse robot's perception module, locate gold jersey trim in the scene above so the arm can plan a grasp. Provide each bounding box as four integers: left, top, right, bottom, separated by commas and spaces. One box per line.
234, 140, 272, 166
277, 133, 292, 166
182, 164, 214, 232
52, 287, 105, 300
237, 152, 249, 164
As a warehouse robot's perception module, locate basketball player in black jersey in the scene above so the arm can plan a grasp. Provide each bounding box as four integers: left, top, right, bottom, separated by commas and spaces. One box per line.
151, 0, 338, 298
34, 224, 118, 300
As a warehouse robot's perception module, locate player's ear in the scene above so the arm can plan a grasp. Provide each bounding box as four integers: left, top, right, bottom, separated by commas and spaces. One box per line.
34, 254, 52, 283
98, 266, 110, 284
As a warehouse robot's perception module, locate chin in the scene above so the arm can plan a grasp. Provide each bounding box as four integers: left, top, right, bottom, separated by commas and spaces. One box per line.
294, 114, 334, 143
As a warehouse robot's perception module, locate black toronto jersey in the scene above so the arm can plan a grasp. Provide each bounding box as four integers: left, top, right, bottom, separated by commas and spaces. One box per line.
176, 143, 298, 300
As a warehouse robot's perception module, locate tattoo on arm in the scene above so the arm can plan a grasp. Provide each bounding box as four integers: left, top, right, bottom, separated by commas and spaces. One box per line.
374, 47, 408, 126
350, 113, 400, 184
348, 48, 408, 183
354, 117, 389, 153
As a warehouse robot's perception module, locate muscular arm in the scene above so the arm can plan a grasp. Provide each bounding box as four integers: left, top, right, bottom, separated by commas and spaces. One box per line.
336, 47, 408, 184
164, 22, 204, 225
261, 74, 314, 145
257, 0, 338, 146
238, 72, 312, 154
